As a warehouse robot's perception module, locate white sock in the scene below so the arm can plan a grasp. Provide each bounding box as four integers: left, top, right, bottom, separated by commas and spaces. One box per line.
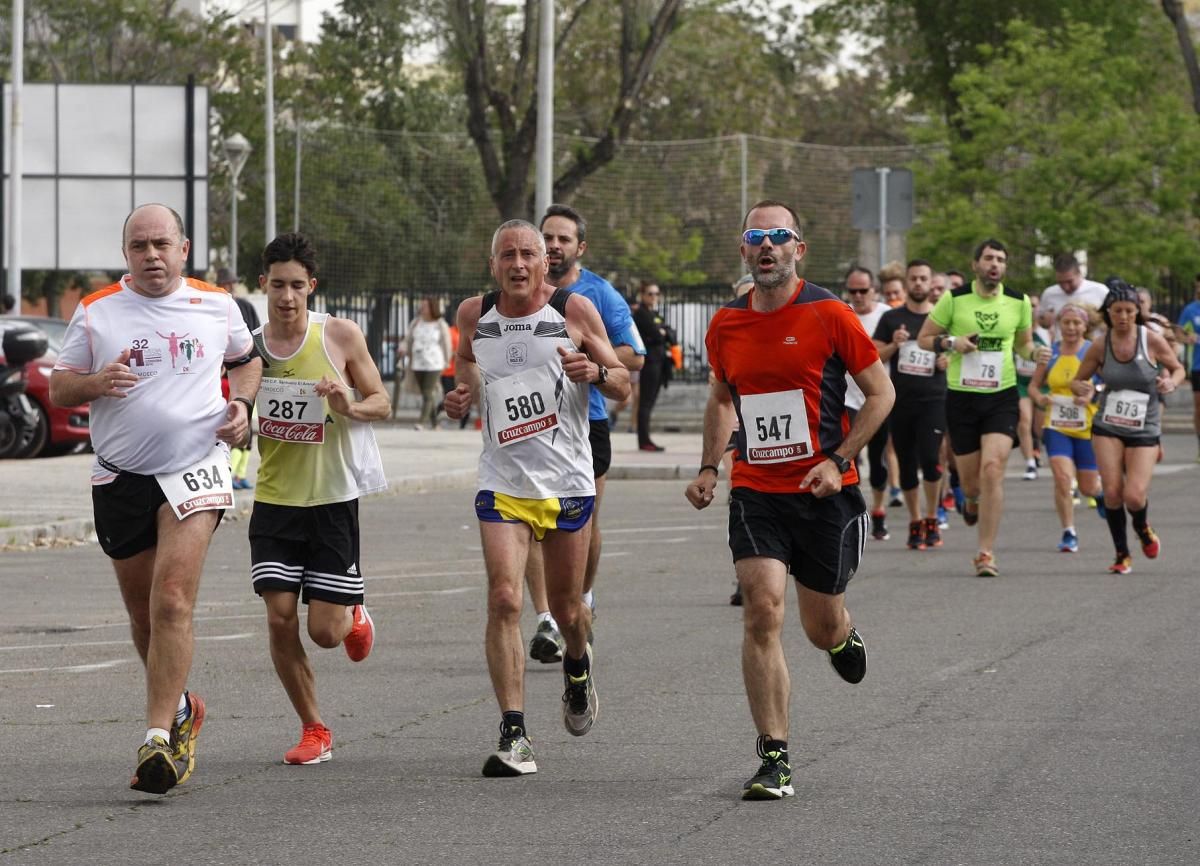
581, 590, 594, 609
175, 692, 189, 726
145, 727, 171, 745
1026, 459, 1036, 469
1064, 526, 1076, 535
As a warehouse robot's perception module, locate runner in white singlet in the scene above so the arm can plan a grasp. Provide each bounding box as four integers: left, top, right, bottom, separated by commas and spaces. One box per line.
443, 219, 630, 778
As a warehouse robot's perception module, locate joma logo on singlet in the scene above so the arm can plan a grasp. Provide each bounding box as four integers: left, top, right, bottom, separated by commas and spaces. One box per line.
504, 324, 532, 332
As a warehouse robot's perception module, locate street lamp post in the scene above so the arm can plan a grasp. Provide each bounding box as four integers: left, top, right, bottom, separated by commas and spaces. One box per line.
223, 133, 251, 280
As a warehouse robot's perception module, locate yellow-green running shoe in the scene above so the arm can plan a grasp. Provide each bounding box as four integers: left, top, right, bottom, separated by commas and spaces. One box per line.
171, 692, 206, 785
130, 735, 179, 795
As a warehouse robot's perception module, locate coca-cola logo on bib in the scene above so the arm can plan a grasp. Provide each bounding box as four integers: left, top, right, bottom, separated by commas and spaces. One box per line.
260, 418, 324, 443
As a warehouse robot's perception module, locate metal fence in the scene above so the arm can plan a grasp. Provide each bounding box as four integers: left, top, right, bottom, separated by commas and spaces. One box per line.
313, 282, 738, 384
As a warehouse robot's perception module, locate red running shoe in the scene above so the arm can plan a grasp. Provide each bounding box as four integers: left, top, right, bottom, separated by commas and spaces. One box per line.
1135, 525, 1160, 559
344, 604, 375, 662
284, 722, 333, 765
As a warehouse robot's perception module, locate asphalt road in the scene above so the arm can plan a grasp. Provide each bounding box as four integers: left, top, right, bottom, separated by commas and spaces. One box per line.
2, 444, 1199, 865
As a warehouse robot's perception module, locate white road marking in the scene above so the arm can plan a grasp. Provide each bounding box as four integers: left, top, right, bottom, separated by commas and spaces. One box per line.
0, 632, 255, 653
370, 570, 483, 581
603, 525, 717, 534
0, 659, 131, 675
369, 586, 478, 599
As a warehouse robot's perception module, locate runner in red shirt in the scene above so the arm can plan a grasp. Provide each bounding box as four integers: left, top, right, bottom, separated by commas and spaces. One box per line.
685, 199, 894, 801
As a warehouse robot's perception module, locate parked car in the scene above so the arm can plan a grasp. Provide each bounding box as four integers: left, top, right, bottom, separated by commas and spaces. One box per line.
5, 315, 90, 458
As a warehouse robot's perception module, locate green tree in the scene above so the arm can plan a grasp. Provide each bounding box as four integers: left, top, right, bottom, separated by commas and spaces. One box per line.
908, 19, 1200, 288
440, 0, 685, 219
810, 0, 1142, 138
614, 215, 707, 286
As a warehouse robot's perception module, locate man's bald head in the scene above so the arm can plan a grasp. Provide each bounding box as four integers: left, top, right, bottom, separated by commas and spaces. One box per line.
123, 204, 186, 248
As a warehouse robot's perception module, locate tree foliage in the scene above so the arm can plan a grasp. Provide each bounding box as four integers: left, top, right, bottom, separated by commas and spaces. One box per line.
809, 0, 1141, 137
908, 19, 1200, 289
439, 0, 685, 219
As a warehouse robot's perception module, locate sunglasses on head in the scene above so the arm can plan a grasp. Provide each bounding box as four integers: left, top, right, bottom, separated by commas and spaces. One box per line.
742, 227, 799, 246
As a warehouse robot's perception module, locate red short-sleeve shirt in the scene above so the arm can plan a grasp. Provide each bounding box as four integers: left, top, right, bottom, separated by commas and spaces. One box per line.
706, 281, 879, 493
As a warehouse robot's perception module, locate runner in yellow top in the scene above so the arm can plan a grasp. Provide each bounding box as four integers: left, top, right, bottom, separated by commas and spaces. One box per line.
1027, 303, 1105, 554
249, 233, 390, 766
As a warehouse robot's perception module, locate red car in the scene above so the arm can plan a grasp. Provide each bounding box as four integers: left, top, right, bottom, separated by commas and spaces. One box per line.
7, 315, 90, 458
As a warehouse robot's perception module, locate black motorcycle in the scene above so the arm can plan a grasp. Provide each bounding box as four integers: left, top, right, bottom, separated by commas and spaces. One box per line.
0, 322, 49, 459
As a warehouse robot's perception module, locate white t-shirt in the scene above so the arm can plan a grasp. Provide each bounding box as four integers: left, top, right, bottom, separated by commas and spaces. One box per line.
55, 277, 254, 483
845, 304, 886, 411
408, 319, 448, 372
1040, 279, 1109, 337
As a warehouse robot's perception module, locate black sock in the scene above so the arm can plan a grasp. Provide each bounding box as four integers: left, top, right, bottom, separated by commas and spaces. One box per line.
950, 468, 960, 489
1130, 504, 1149, 533
501, 711, 525, 737
1105, 504, 1129, 556
563, 650, 589, 678
759, 735, 788, 761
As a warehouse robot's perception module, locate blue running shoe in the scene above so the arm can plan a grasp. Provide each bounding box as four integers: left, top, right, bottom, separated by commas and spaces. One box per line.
1057, 530, 1079, 553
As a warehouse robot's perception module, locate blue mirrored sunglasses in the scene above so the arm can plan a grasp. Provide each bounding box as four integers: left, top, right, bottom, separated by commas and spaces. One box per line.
742, 227, 799, 246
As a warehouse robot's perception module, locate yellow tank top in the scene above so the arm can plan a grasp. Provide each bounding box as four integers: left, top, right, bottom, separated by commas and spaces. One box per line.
253, 313, 386, 505
1043, 341, 1097, 439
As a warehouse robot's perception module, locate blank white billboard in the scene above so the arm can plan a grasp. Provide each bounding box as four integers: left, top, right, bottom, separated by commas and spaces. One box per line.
3, 82, 208, 271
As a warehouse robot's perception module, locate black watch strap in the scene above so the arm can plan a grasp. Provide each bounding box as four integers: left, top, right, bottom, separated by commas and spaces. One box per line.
826, 452, 851, 474
232, 396, 254, 415
597, 364, 608, 384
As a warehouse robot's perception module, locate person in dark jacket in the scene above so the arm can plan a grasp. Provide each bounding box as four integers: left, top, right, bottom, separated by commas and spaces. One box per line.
632, 281, 668, 451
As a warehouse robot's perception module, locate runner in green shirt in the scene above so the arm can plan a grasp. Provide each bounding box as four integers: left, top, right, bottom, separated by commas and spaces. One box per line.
917, 239, 1050, 577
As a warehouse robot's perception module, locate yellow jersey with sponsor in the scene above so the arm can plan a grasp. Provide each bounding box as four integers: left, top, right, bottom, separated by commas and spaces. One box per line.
252, 313, 386, 506
54, 276, 253, 484
1042, 341, 1097, 439
472, 289, 594, 499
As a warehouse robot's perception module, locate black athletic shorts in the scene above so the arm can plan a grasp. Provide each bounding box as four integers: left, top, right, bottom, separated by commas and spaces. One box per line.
945, 387, 1020, 455
1091, 427, 1160, 449
1190, 370, 1200, 392
727, 485, 868, 595
92, 471, 222, 560
589, 419, 612, 478
249, 500, 364, 606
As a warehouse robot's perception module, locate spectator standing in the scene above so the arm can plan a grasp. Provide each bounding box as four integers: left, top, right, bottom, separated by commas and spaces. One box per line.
632, 281, 669, 452
406, 297, 452, 430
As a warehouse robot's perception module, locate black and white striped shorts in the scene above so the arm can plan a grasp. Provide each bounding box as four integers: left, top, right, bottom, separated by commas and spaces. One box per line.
249, 499, 364, 605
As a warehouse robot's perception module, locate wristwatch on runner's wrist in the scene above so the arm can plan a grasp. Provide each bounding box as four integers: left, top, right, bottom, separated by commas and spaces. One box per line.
596, 364, 608, 385
825, 452, 851, 474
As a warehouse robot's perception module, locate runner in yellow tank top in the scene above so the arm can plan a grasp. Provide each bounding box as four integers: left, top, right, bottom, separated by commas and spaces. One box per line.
248, 233, 391, 766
